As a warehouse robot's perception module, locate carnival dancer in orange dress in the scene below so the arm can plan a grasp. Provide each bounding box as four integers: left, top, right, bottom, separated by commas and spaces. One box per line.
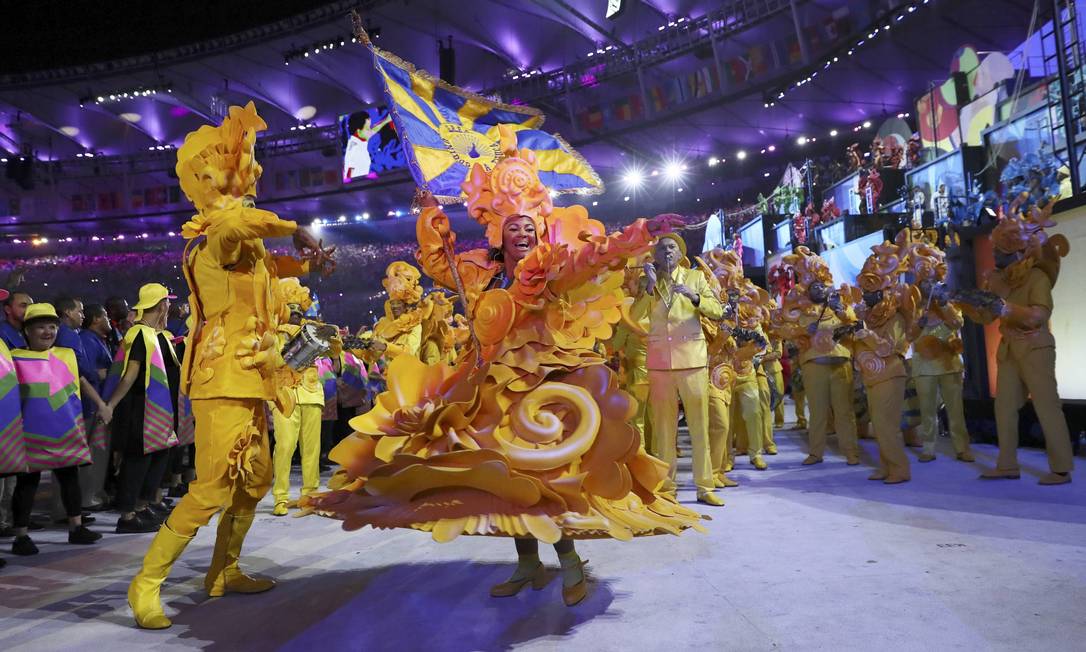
306, 127, 703, 607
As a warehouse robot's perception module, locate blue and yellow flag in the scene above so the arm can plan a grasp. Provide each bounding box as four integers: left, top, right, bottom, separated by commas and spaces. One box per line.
355, 24, 603, 202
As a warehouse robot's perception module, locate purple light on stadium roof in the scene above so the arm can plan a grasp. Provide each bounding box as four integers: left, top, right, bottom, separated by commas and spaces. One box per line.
169, 106, 190, 118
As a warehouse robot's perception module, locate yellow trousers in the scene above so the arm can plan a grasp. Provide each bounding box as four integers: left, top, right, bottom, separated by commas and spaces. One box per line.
629, 383, 651, 454
994, 345, 1074, 474
802, 361, 858, 459
733, 378, 764, 456
649, 367, 713, 494
793, 387, 807, 426
866, 377, 911, 479
757, 373, 776, 450
272, 403, 322, 505
707, 385, 731, 476
915, 372, 971, 456
166, 398, 272, 537
771, 367, 786, 426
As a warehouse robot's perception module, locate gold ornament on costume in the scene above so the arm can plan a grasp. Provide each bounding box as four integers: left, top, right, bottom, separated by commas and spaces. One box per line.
782, 246, 833, 289
472, 289, 516, 346
856, 350, 886, 377
857, 241, 906, 293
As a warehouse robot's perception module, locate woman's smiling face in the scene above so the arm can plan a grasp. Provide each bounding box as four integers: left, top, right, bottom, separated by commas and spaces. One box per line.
502, 215, 538, 264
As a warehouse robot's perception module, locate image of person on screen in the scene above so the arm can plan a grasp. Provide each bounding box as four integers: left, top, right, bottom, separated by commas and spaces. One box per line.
343, 111, 393, 181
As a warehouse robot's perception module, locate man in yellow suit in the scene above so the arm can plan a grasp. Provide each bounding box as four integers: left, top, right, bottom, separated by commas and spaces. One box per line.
904, 240, 975, 463
957, 209, 1073, 484
270, 279, 325, 516
777, 247, 861, 466
631, 233, 724, 506
128, 103, 334, 629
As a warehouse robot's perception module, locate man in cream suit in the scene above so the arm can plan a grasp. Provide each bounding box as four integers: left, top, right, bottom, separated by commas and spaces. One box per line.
631, 234, 725, 506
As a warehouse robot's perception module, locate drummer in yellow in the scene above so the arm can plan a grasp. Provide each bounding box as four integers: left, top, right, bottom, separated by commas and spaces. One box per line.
128, 103, 334, 630
270, 279, 325, 516
631, 233, 725, 506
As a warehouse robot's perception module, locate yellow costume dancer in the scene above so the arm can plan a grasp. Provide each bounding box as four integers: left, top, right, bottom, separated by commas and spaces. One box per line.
787, 343, 808, 428
904, 240, 974, 463
777, 247, 861, 466
631, 234, 725, 505
306, 128, 702, 607
270, 278, 325, 516
373, 262, 425, 359
957, 206, 1073, 484
853, 242, 919, 483
128, 103, 334, 629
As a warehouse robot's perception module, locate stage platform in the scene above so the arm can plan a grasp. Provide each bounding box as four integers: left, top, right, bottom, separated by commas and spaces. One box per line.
2, 411, 1085, 651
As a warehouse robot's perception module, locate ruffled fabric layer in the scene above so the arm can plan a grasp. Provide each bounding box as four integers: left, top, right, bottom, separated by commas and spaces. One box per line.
303, 356, 704, 543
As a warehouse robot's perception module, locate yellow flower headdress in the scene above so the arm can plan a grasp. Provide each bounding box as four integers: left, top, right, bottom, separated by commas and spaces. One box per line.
177, 102, 268, 238
904, 241, 947, 283
277, 277, 312, 313
382, 261, 424, 305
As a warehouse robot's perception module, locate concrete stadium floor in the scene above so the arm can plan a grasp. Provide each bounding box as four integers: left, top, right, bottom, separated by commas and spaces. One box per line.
2, 410, 1085, 651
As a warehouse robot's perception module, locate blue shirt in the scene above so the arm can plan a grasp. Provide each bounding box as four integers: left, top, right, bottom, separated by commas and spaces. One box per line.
79, 329, 113, 420
0, 321, 26, 349
57, 324, 93, 382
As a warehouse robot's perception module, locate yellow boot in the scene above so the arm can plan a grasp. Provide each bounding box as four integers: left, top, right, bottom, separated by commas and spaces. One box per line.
205, 512, 276, 598
128, 524, 194, 629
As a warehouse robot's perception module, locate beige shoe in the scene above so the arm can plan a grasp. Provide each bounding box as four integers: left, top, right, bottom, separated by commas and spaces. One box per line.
764, 444, 779, 455
713, 474, 739, 488
696, 491, 725, 507
272, 502, 288, 516
751, 456, 768, 471
205, 513, 276, 598
868, 470, 888, 481
845, 455, 860, 466
724, 461, 734, 472
956, 450, 976, 462
979, 468, 1020, 480
1038, 472, 1071, 486
918, 453, 936, 463
883, 475, 910, 485
802, 455, 823, 466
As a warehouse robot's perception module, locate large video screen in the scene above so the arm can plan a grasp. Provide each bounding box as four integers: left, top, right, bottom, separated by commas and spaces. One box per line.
339, 106, 406, 183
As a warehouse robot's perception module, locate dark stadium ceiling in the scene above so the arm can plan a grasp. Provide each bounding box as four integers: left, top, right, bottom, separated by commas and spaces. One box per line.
0, 0, 1041, 223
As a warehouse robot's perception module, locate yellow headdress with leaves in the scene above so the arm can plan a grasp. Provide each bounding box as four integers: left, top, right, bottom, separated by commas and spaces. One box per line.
382, 261, 424, 304
277, 277, 312, 313
177, 102, 267, 238
857, 241, 906, 292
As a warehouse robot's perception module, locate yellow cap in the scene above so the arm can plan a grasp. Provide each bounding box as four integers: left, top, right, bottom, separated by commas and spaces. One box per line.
133, 283, 177, 311
655, 232, 688, 257
23, 303, 58, 323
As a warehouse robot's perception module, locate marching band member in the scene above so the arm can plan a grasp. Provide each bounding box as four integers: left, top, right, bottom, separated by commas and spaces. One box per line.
852, 243, 919, 484
904, 240, 975, 463
957, 207, 1073, 484
777, 247, 861, 466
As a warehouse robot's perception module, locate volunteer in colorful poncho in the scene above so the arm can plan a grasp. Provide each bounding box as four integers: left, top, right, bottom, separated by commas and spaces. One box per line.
128, 103, 334, 630
97, 283, 181, 534
9, 303, 111, 556
270, 278, 326, 517
305, 126, 702, 607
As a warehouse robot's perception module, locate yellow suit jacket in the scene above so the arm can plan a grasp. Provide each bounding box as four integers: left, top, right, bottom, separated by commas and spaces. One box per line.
181, 207, 308, 401
631, 265, 723, 370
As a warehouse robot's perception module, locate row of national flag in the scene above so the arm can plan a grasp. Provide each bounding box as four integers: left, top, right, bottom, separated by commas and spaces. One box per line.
576, 6, 853, 132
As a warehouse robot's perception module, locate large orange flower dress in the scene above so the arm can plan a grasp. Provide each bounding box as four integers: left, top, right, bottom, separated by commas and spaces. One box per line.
305, 131, 704, 544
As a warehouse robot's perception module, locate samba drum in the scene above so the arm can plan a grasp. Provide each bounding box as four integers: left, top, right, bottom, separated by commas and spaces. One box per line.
281, 323, 331, 371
